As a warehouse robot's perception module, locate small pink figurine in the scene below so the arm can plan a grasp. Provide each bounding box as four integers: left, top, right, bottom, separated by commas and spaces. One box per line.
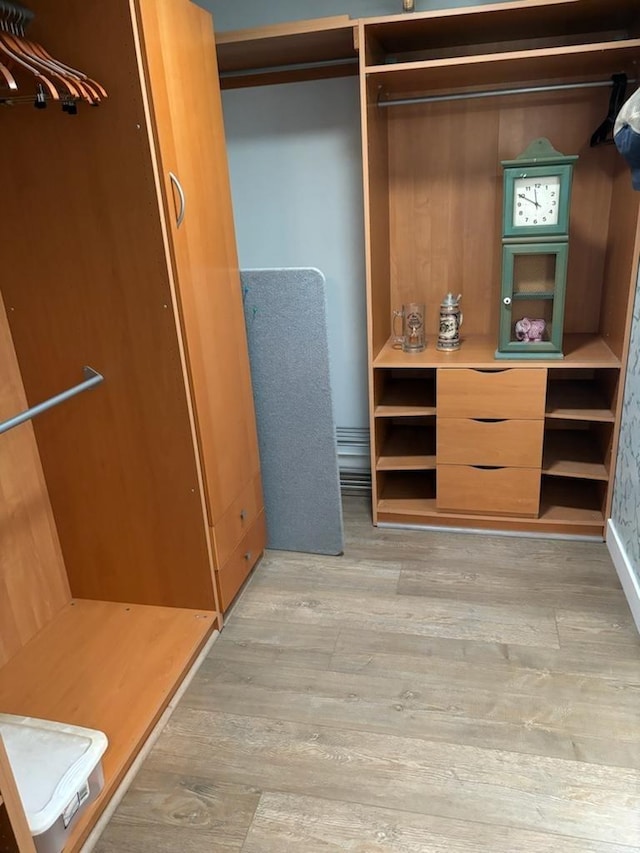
515, 317, 546, 342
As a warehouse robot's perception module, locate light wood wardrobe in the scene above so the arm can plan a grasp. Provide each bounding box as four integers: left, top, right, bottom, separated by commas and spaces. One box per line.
0, 0, 264, 848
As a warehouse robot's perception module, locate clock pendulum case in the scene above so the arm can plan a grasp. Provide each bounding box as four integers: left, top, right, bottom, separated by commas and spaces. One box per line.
496, 137, 578, 359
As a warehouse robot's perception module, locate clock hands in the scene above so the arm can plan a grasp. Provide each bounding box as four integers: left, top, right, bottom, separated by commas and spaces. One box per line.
517, 192, 541, 208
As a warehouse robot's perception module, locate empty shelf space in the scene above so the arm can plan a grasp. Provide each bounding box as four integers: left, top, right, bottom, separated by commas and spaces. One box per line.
539, 477, 604, 527
377, 470, 437, 512
546, 378, 616, 422
0, 600, 216, 851
369, 40, 640, 98
377, 422, 436, 470
374, 370, 436, 415
543, 428, 610, 481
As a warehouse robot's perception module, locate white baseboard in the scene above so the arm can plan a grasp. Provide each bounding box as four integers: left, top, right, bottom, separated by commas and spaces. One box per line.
606, 519, 640, 634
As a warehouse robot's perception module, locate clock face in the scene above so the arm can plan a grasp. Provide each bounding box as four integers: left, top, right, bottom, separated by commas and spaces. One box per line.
512, 175, 560, 227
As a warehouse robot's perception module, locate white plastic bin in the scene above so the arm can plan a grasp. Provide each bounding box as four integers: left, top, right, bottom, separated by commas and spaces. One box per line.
0, 714, 108, 853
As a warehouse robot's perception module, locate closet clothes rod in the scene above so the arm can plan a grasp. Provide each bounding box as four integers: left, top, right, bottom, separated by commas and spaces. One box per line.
0, 366, 104, 435
378, 77, 637, 108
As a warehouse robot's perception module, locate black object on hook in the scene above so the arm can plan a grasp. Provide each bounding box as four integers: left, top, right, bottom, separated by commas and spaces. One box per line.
62, 98, 78, 115
590, 73, 628, 147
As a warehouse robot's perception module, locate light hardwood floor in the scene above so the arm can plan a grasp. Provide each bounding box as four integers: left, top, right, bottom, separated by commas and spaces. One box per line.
94, 497, 640, 852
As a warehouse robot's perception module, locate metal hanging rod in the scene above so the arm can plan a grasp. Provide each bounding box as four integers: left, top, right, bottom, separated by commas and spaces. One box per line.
378, 78, 637, 108
0, 366, 104, 436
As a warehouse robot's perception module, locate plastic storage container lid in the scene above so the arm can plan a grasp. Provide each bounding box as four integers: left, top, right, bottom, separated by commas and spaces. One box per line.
0, 714, 108, 836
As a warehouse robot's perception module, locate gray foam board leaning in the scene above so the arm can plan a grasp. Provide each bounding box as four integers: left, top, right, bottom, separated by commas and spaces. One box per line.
241, 268, 344, 556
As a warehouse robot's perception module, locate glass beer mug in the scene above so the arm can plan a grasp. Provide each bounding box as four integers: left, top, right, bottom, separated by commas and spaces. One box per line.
392, 302, 426, 353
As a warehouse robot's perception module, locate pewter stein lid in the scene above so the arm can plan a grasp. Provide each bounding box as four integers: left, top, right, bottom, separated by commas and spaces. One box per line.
442, 292, 462, 308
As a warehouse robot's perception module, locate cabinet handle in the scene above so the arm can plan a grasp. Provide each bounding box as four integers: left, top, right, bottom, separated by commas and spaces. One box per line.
503, 297, 512, 306
169, 172, 186, 228
240, 509, 247, 521
244, 551, 252, 561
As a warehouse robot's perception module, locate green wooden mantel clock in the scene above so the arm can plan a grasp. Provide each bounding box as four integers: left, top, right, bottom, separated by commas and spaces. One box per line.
496, 137, 578, 360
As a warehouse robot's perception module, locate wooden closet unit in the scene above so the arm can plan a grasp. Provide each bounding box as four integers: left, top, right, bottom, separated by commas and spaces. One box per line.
215, 0, 640, 539
360, 0, 640, 538
0, 0, 264, 848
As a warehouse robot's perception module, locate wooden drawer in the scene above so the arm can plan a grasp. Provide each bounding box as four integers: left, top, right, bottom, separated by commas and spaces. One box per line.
215, 511, 266, 612
212, 474, 263, 568
437, 368, 547, 419
437, 418, 544, 468
437, 465, 541, 517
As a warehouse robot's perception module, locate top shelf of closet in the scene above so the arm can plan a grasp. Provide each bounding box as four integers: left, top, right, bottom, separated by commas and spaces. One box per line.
215, 0, 640, 88
367, 40, 640, 97
216, 15, 358, 88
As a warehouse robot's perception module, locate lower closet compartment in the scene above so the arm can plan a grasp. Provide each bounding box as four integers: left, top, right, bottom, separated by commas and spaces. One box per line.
0, 601, 215, 852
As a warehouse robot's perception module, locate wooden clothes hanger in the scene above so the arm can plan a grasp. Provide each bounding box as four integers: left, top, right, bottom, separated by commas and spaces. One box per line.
0, 0, 107, 108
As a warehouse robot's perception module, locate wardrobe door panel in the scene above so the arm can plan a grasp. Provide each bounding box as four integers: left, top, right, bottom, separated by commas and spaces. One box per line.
136, 0, 262, 526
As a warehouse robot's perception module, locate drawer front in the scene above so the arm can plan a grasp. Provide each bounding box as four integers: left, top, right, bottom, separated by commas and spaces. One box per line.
216, 511, 266, 612
437, 465, 540, 517
437, 418, 544, 468
212, 474, 263, 568
437, 368, 547, 419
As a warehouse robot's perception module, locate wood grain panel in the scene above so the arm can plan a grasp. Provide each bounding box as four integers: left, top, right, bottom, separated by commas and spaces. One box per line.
387, 90, 616, 340
136, 0, 261, 527
0, 736, 35, 853
600, 163, 640, 360
437, 367, 547, 418
1, 0, 214, 609
212, 475, 263, 568
215, 512, 266, 612
437, 464, 541, 516
0, 600, 216, 853
0, 294, 70, 669
437, 418, 544, 467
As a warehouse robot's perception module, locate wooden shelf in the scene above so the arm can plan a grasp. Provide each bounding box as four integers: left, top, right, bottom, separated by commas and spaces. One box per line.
373, 334, 621, 369
216, 16, 358, 87
0, 600, 217, 851
542, 429, 609, 481
539, 477, 604, 525
368, 40, 640, 98
377, 424, 436, 470
374, 375, 436, 416
362, 0, 638, 55
546, 380, 615, 422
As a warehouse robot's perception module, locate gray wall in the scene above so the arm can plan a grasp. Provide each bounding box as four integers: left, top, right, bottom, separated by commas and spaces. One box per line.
205, 0, 513, 31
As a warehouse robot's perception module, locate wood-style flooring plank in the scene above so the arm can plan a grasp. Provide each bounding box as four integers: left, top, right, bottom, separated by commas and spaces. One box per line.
93, 770, 259, 852
151, 709, 640, 847
556, 608, 640, 648
181, 656, 640, 769
242, 791, 638, 853
214, 617, 338, 671
398, 560, 629, 612
237, 586, 560, 648
332, 626, 640, 683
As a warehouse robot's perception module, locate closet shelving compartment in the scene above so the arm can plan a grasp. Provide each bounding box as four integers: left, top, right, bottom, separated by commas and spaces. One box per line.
360, 0, 640, 538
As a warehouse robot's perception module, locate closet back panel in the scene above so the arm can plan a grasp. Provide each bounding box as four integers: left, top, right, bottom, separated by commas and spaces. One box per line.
387, 89, 616, 340
0, 0, 215, 610
0, 295, 70, 668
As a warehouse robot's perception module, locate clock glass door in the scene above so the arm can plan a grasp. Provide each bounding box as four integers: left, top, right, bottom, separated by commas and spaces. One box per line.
498, 243, 568, 358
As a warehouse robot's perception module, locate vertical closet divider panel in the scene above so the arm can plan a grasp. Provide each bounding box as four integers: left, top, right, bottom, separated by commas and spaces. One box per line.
0, 293, 70, 669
